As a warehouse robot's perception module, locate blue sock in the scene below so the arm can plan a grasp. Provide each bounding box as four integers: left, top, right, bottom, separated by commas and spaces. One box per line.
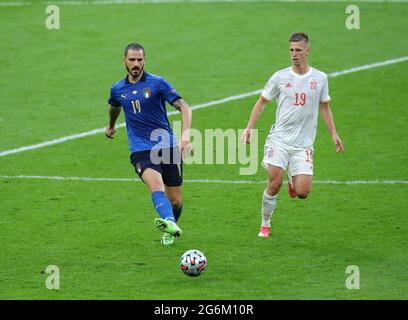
173, 204, 183, 222
151, 191, 175, 222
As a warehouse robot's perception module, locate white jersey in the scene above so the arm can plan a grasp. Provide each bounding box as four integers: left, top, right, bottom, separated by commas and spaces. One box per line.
261, 66, 330, 150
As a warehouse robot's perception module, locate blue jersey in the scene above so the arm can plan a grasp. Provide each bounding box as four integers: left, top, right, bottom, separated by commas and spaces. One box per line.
108, 72, 181, 153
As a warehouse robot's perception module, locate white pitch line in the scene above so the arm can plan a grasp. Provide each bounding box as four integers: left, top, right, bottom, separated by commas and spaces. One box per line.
1, 0, 407, 6
0, 0, 408, 7
0, 175, 407, 185
0, 2, 29, 6
0, 56, 407, 158
330, 56, 408, 77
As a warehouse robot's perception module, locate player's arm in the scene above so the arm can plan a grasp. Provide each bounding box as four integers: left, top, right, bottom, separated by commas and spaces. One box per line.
105, 105, 121, 139
241, 95, 269, 144
319, 101, 344, 152
172, 98, 193, 158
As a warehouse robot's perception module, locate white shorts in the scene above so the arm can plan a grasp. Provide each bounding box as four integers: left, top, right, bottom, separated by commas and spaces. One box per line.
262, 140, 314, 176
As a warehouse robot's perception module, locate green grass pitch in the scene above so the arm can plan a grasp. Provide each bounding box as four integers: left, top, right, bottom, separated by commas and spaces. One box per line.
0, 0, 407, 299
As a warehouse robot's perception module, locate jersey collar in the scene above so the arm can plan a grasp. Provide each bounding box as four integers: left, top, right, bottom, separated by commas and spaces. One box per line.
290, 66, 312, 78
124, 71, 148, 84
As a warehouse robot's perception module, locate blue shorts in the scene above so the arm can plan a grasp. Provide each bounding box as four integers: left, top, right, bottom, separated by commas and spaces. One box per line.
130, 147, 183, 187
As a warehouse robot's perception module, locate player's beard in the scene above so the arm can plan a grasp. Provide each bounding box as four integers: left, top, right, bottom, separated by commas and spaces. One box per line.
126, 65, 144, 80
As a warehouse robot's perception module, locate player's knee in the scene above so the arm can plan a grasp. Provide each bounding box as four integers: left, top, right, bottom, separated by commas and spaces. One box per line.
148, 182, 165, 193
296, 190, 310, 199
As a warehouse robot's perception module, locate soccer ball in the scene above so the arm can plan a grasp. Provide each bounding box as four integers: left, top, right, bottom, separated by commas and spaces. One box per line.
180, 249, 207, 277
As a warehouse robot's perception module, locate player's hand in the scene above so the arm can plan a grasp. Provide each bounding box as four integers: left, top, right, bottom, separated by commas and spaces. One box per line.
180, 139, 193, 159
105, 127, 116, 139
332, 133, 344, 153
240, 128, 253, 144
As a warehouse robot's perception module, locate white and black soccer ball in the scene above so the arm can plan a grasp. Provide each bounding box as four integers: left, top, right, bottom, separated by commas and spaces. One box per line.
180, 249, 207, 277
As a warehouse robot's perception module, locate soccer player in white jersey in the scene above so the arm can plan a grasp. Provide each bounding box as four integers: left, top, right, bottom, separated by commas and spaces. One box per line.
241, 32, 344, 237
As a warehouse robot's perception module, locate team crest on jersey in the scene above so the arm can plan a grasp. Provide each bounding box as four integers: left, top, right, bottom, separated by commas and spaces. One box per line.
310, 80, 317, 90
143, 88, 151, 98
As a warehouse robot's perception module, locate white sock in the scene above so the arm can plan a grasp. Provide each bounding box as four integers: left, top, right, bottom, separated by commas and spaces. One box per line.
261, 190, 277, 227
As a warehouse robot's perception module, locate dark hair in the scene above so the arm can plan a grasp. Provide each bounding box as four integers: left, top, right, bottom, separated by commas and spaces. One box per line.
124, 43, 145, 57
289, 32, 309, 44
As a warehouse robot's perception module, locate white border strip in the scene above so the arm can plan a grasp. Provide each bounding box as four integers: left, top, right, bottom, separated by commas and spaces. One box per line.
0, 175, 407, 184
0, 56, 407, 157
1, 0, 407, 6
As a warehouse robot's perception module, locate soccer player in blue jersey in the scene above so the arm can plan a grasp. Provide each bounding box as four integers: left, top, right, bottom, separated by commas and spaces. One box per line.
105, 43, 192, 246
